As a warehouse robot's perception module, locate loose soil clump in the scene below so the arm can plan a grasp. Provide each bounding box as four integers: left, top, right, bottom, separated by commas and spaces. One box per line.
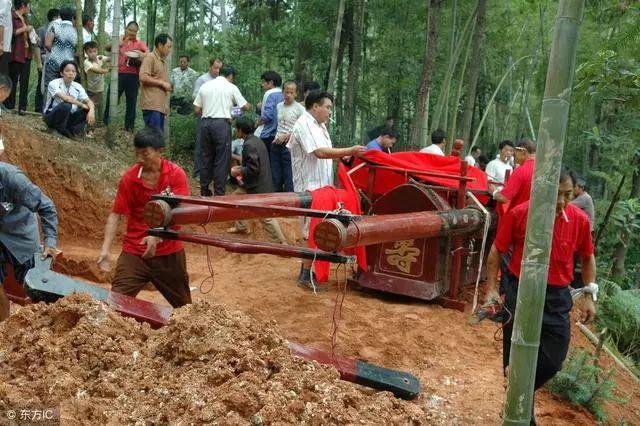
0, 294, 429, 424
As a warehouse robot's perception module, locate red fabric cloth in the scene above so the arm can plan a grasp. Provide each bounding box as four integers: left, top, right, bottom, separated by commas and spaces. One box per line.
118, 38, 149, 74
349, 150, 489, 203
307, 164, 367, 283
501, 158, 535, 212
113, 159, 189, 256
494, 202, 594, 286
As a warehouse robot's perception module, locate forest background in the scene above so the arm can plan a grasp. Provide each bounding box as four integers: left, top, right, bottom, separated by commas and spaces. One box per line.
18, 0, 640, 374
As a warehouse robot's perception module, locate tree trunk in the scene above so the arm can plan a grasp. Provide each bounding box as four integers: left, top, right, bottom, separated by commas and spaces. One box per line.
84, 0, 95, 18
409, 0, 443, 149
219, 0, 228, 30
344, 0, 365, 141
448, 20, 474, 149
75, 0, 85, 85
146, 0, 155, 45
97, 0, 107, 52
164, 0, 178, 144
106, 0, 122, 147
504, 1, 585, 425
611, 233, 629, 280
460, 0, 486, 144
327, 0, 346, 94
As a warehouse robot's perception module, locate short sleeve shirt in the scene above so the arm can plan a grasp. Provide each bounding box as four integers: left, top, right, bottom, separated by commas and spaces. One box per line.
485, 158, 513, 184
112, 159, 189, 257
494, 202, 594, 286
275, 101, 305, 142
287, 111, 334, 192
84, 56, 107, 93
44, 78, 89, 114
193, 76, 248, 119
118, 38, 148, 74
501, 158, 535, 211
139, 51, 169, 115
420, 144, 445, 156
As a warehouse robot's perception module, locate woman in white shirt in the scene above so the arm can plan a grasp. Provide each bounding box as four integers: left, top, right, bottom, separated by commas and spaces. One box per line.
43, 60, 95, 138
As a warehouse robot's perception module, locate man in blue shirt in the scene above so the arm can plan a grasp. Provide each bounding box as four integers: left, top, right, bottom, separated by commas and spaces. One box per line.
257, 70, 284, 151
366, 127, 399, 153
0, 162, 58, 321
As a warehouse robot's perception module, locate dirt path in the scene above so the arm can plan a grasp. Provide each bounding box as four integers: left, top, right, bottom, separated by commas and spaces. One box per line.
4, 115, 637, 424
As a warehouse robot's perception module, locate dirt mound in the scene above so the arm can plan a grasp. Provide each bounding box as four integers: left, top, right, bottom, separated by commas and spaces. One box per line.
0, 294, 430, 424
3, 115, 127, 242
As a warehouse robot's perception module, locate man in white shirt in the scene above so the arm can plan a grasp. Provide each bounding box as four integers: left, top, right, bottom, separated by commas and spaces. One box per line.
272, 80, 305, 192
0, 0, 13, 80
485, 140, 515, 185
287, 90, 365, 288
419, 129, 447, 156
191, 57, 222, 179
193, 65, 252, 196
464, 146, 481, 166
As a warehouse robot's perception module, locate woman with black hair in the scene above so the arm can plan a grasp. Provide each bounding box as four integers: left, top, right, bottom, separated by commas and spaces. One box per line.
43, 6, 76, 91
6, 0, 35, 115
43, 60, 95, 138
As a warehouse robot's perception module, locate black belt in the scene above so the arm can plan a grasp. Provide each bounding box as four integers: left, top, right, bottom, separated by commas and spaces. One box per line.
203, 117, 230, 121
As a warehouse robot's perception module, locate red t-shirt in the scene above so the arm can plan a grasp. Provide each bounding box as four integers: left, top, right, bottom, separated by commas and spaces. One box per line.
494, 202, 594, 286
501, 158, 535, 211
118, 38, 149, 74
113, 159, 189, 256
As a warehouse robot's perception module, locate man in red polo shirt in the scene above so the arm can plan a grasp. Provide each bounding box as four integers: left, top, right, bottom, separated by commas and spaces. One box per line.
97, 127, 191, 307
485, 167, 596, 413
493, 139, 536, 211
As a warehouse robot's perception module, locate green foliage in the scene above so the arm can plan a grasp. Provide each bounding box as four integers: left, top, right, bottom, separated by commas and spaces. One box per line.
547, 349, 623, 423
597, 279, 640, 363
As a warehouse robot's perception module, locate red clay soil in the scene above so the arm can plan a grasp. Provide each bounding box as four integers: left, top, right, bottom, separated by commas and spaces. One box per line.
1, 116, 638, 424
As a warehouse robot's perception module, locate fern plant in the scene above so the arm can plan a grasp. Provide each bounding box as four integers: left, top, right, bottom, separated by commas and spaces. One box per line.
547, 349, 624, 422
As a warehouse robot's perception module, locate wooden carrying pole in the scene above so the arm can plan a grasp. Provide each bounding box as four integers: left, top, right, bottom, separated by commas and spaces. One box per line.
503, 1, 585, 424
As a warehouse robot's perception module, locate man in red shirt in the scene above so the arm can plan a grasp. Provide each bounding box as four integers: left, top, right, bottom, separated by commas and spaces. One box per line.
485, 167, 596, 415
493, 139, 536, 211
97, 127, 191, 307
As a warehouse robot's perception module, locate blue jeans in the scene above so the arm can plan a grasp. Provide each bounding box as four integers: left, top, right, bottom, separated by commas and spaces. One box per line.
142, 110, 165, 130
270, 142, 293, 192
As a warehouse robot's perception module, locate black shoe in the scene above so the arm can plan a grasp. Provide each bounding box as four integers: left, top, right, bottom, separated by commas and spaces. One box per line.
18, 110, 26, 116
200, 188, 213, 197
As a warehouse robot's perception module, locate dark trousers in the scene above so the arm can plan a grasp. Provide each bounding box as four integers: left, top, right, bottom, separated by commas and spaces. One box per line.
34, 69, 44, 113
112, 250, 191, 308
0, 244, 34, 285
0, 52, 9, 78
104, 73, 139, 131
6, 59, 31, 111
502, 271, 572, 390
270, 142, 293, 192
199, 118, 231, 196
193, 117, 202, 178
44, 102, 88, 137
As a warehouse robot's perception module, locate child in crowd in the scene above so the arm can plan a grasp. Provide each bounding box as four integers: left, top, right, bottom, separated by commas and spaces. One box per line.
82, 41, 110, 137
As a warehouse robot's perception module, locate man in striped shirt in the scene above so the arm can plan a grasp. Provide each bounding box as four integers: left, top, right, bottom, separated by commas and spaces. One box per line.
287, 90, 365, 288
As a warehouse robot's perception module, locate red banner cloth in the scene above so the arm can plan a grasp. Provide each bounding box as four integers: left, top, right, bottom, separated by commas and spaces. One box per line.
350, 151, 490, 203
307, 163, 367, 283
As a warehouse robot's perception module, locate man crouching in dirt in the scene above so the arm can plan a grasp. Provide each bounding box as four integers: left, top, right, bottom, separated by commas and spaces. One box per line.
484, 166, 597, 420
0, 163, 59, 321
97, 127, 192, 308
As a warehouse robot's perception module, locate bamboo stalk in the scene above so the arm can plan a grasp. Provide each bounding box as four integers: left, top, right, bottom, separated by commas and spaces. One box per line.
447, 19, 475, 147
468, 55, 529, 151
106, 0, 122, 147
503, 1, 585, 424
